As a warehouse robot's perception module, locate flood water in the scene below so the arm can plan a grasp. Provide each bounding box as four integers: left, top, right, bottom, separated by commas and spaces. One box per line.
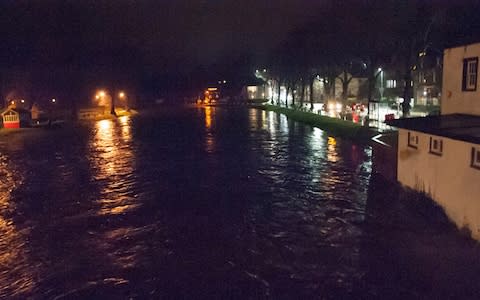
1, 107, 480, 299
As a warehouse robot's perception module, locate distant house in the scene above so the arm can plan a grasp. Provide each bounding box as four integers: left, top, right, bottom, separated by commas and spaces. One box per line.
387, 42, 480, 240
413, 50, 442, 106
244, 85, 269, 100
77, 107, 106, 120
1, 108, 31, 128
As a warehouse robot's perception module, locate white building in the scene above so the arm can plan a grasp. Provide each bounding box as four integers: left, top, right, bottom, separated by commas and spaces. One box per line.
387, 42, 480, 240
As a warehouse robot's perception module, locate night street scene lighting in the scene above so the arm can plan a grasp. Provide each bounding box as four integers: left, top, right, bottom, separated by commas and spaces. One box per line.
1, 1, 480, 299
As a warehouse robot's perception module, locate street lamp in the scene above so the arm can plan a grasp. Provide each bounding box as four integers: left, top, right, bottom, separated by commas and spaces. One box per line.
378, 68, 384, 102
95, 90, 115, 115
118, 91, 128, 111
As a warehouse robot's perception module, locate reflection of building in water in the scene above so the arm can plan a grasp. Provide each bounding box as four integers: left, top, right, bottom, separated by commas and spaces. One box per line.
249, 109, 266, 131
90, 117, 138, 216
0, 155, 36, 297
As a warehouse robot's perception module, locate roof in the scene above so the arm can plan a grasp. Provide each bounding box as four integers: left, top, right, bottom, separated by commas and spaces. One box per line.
1, 108, 30, 115
386, 114, 480, 145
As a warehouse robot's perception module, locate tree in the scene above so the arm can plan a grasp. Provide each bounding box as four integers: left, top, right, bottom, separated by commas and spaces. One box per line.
390, 0, 440, 117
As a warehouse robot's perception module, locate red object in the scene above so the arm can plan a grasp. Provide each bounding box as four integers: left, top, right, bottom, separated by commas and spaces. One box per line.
385, 114, 395, 121
3, 121, 20, 128
352, 112, 359, 123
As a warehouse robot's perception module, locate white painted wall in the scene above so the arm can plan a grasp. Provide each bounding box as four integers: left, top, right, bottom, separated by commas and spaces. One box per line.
442, 42, 480, 115
397, 129, 480, 239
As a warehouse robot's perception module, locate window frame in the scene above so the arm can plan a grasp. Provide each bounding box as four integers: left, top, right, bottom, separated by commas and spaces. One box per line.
429, 136, 443, 156
407, 131, 419, 149
462, 57, 478, 91
470, 147, 480, 170
386, 79, 396, 88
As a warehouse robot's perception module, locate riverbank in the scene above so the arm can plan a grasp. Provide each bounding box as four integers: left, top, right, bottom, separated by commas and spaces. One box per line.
0, 109, 139, 137
261, 104, 377, 140
0, 128, 32, 137
77, 108, 139, 121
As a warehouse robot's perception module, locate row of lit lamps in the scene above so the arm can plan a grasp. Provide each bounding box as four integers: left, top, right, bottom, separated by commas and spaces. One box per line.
10, 98, 56, 105
95, 90, 126, 99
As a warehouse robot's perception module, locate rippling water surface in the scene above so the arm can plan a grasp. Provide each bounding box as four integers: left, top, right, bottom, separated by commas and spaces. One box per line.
1, 107, 480, 299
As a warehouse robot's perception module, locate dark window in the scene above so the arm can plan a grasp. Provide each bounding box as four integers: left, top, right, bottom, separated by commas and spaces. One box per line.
408, 131, 418, 149
471, 147, 480, 169
429, 136, 443, 156
462, 57, 478, 91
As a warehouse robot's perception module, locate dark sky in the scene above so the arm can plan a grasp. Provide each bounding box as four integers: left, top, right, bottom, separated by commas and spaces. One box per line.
0, 0, 325, 91
2, 0, 480, 100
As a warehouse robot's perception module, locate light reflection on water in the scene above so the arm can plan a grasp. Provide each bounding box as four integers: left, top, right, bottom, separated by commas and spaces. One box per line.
327, 136, 339, 163
90, 117, 139, 216
0, 155, 36, 298
204, 105, 213, 130
204, 106, 216, 153
0, 108, 475, 299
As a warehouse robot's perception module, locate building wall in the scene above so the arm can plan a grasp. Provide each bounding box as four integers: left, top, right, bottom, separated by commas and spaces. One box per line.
442, 42, 480, 115
397, 129, 480, 239
246, 85, 269, 100
413, 53, 443, 106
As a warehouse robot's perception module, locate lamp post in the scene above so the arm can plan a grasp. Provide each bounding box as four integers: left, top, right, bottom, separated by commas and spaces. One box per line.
118, 91, 128, 111
378, 68, 384, 102
95, 90, 113, 115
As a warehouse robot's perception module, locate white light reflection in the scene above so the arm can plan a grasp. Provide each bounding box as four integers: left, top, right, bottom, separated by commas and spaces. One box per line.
267, 111, 277, 139
278, 114, 289, 134
261, 110, 267, 130
309, 127, 326, 159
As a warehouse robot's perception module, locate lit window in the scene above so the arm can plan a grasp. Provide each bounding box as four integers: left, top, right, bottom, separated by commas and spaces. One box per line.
429, 136, 443, 156
471, 147, 480, 169
407, 131, 419, 149
462, 57, 478, 91
386, 80, 396, 88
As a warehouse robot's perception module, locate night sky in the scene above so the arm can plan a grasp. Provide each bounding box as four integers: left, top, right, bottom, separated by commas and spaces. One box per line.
1, 0, 480, 102
0, 0, 324, 96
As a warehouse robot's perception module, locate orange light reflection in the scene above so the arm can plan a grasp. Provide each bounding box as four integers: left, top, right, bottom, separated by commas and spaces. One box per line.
0, 155, 36, 297
327, 136, 339, 162
205, 106, 212, 129
91, 118, 138, 216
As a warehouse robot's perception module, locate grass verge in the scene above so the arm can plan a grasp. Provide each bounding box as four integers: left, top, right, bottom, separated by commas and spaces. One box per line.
262, 104, 376, 140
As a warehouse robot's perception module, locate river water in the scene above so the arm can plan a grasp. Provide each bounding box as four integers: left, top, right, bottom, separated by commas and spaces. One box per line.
1, 107, 480, 299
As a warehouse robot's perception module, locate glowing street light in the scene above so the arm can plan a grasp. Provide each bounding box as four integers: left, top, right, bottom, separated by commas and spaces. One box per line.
51, 98, 56, 103
20, 99, 25, 103
118, 92, 125, 98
